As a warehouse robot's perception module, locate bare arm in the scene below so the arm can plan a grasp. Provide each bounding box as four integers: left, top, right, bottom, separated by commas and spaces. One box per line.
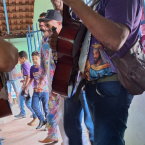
0, 37, 18, 72
63, 0, 130, 51
25, 78, 34, 93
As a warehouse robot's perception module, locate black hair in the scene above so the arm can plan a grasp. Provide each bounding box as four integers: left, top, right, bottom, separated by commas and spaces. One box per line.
31, 51, 40, 57
39, 12, 47, 18
19, 51, 28, 59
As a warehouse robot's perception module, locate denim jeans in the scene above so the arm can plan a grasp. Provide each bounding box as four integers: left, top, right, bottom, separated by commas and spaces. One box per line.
64, 90, 94, 145
32, 91, 49, 121
0, 138, 2, 145
85, 81, 134, 145
19, 90, 37, 118
80, 91, 94, 144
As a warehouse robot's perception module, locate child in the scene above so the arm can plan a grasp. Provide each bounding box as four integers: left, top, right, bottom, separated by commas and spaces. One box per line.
6, 65, 20, 105
14, 51, 37, 126
25, 51, 49, 129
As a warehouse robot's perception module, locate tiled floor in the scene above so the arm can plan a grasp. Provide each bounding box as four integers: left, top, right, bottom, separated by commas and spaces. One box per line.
2, 93, 145, 145
0, 105, 62, 145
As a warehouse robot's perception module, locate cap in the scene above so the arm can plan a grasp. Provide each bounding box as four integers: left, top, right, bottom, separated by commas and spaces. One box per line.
38, 10, 62, 22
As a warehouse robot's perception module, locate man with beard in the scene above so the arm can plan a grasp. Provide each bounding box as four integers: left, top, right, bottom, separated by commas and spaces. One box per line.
89, 44, 112, 80
38, 12, 60, 143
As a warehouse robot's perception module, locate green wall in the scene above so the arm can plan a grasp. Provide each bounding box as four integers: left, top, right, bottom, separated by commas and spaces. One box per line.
33, 0, 53, 29
5, 38, 28, 53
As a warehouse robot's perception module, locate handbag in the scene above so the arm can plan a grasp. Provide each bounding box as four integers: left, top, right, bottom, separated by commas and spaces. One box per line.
106, 39, 145, 95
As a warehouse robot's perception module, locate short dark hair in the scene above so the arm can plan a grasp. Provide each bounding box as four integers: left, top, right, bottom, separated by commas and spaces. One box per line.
31, 51, 40, 57
39, 12, 47, 18
19, 51, 28, 59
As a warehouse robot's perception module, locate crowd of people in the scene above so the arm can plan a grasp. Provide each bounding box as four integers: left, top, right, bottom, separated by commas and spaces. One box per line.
0, 0, 143, 145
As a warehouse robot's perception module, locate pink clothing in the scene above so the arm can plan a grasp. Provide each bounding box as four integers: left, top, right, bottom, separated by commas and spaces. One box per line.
140, 7, 145, 36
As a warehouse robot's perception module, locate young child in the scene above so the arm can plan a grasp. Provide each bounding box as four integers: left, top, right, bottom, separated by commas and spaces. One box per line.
6, 65, 20, 105
14, 51, 37, 125
25, 51, 49, 129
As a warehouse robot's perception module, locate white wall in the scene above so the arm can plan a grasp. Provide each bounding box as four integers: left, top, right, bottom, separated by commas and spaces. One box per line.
125, 92, 145, 145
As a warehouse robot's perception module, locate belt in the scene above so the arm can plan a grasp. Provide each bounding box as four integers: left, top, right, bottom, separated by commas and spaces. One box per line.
86, 73, 119, 85
74, 74, 119, 101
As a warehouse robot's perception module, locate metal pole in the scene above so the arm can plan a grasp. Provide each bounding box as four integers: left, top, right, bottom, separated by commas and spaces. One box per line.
36, 23, 40, 51
32, 24, 37, 51
26, 33, 32, 63
28, 25, 34, 53
3, 0, 9, 34
36, 23, 40, 43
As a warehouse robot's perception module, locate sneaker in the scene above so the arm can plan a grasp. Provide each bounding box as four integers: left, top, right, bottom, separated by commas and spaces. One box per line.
27, 118, 38, 126
14, 114, 26, 119
36, 120, 46, 130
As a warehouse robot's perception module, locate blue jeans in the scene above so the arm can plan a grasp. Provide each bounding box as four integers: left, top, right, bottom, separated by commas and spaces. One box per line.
80, 91, 94, 144
0, 138, 2, 145
19, 90, 37, 118
7, 80, 19, 93
64, 90, 94, 145
32, 91, 49, 122
85, 81, 134, 145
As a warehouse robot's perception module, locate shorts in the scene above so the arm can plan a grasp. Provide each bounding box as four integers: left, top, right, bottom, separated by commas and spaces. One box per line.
7, 80, 19, 93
